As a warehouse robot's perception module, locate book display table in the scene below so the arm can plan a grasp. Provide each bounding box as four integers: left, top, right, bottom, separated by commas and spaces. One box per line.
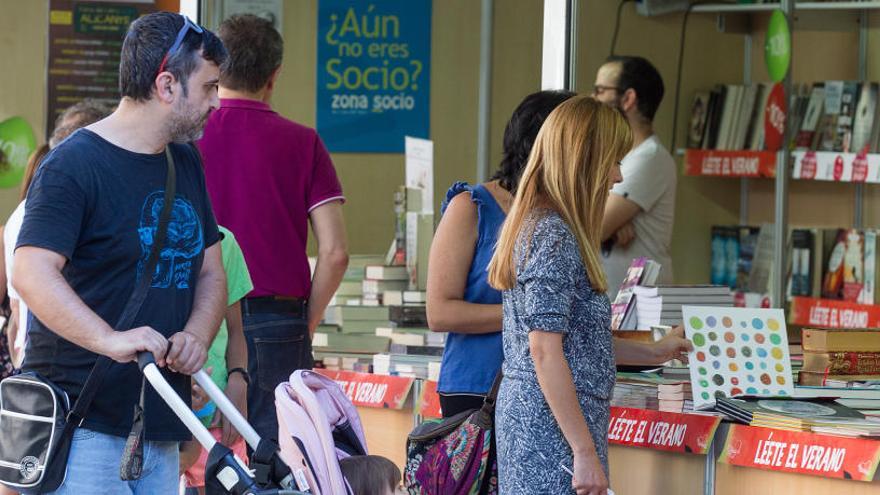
607, 407, 721, 495
313, 371, 880, 493
608, 410, 880, 494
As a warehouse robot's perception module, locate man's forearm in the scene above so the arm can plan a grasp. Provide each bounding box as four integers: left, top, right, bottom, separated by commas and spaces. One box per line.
15, 251, 115, 355
182, 265, 226, 346
308, 250, 348, 333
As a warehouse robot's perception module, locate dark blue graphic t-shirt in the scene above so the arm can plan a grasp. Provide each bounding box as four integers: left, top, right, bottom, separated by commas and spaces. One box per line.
18, 129, 220, 441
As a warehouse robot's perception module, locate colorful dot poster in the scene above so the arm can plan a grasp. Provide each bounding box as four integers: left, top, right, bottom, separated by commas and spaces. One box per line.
683, 306, 793, 410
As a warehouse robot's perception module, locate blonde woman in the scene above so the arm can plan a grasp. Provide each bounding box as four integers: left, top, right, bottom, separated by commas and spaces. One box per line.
488, 96, 631, 495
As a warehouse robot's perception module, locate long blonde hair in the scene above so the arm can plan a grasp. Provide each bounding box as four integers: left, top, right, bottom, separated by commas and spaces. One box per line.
487, 96, 632, 294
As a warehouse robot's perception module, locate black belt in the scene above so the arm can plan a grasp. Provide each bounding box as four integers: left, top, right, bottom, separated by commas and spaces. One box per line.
242, 296, 308, 318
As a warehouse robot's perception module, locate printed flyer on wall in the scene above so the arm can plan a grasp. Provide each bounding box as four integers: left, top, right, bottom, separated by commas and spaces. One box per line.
316, 0, 431, 153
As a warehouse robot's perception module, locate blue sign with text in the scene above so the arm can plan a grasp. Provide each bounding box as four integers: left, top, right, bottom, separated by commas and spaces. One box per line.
317, 0, 431, 153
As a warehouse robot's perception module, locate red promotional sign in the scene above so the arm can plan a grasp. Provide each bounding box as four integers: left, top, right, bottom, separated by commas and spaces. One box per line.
799, 151, 818, 180
418, 380, 442, 419
763, 83, 786, 151
853, 150, 869, 182
313, 369, 414, 409
721, 424, 880, 481
684, 150, 777, 178
789, 296, 880, 329
607, 407, 721, 455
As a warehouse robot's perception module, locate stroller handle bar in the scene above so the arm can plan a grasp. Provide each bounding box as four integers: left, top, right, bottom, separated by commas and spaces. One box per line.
192, 369, 262, 449
138, 351, 262, 450
137, 352, 220, 452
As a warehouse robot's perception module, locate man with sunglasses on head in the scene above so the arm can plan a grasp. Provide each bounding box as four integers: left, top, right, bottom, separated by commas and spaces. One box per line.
592, 55, 677, 299
13, 13, 227, 493
197, 14, 349, 445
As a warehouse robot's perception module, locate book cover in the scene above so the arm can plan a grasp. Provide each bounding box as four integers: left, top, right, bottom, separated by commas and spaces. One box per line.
864, 230, 877, 305
852, 83, 878, 153
611, 257, 648, 330
842, 229, 865, 303
821, 229, 848, 299
802, 328, 880, 353
717, 85, 740, 150
339, 306, 391, 322
717, 397, 864, 424
795, 84, 825, 149
802, 351, 880, 374
817, 81, 844, 151
683, 307, 793, 409
365, 265, 409, 281
734, 84, 759, 150
705, 86, 726, 149
791, 229, 814, 297
797, 371, 880, 387
836, 81, 861, 152
389, 305, 428, 327
687, 91, 711, 149
747, 83, 770, 150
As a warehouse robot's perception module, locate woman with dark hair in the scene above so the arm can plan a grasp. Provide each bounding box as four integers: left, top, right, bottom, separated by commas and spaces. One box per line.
427, 91, 692, 419
427, 90, 577, 418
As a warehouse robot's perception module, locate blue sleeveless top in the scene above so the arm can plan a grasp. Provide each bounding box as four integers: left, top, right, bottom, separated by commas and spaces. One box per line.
437, 182, 505, 395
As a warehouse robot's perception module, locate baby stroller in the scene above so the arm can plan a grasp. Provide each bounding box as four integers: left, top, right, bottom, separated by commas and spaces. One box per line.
138, 353, 305, 495
274, 369, 369, 495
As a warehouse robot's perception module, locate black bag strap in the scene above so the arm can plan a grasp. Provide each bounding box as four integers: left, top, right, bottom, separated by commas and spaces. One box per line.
66, 146, 177, 426
480, 370, 503, 415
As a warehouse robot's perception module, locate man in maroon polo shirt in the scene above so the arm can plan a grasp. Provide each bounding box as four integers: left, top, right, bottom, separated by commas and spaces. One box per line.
197, 14, 349, 442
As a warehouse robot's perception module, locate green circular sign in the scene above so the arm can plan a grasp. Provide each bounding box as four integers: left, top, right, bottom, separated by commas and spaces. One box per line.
765, 10, 791, 82
0, 116, 36, 188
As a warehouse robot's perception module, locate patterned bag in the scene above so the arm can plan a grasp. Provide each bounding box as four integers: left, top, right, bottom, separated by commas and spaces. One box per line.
404, 374, 500, 495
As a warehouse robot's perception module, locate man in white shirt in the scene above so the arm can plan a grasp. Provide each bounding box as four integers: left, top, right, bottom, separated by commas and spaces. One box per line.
593, 56, 676, 298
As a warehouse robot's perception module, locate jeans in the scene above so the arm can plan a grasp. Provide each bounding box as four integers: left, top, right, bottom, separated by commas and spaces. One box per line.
243, 312, 312, 443
48, 428, 178, 494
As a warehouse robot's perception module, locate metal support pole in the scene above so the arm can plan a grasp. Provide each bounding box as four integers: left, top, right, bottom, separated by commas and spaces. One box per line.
855, 9, 868, 229
740, 34, 753, 225
476, 0, 494, 183
542, 0, 571, 90
772, 0, 794, 308
702, 436, 717, 495
567, 0, 579, 91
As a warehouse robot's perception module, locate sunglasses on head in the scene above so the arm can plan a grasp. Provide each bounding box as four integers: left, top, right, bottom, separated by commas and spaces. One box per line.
156, 15, 204, 76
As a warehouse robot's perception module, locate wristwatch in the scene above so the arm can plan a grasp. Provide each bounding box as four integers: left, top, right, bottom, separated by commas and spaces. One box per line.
227, 367, 250, 385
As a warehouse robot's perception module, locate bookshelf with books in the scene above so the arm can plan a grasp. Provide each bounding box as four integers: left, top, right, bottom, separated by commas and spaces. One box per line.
676, 1, 880, 315
607, 5, 880, 493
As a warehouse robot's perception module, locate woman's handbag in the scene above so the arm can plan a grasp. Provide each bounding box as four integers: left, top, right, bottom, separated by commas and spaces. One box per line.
404, 373, 501, 495
0, 146, 176, 494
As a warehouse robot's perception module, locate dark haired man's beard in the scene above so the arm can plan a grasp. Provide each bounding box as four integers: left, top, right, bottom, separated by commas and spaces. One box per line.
168, 101, 210, 143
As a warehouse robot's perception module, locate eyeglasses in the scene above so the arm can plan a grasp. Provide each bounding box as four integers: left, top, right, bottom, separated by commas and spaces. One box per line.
592, 84, 622, 96
157, 15, 204, 76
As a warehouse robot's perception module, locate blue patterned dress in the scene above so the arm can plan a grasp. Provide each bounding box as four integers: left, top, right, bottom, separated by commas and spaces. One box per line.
496, 210, 616, 494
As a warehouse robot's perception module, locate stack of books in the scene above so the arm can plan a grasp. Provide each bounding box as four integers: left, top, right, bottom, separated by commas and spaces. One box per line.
373, 353, 442, 380
658, 381, 694, 413
632, 285, 733, 328
326, 254, 386, 306
798, 328, 880, 386
611, 373, 693, 411
716, 397, 880, 436
612, 379, 660, 410
363, 265, 409, 306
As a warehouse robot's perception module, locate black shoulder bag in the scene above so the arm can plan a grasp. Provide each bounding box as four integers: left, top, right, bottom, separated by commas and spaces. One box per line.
0, 147, 177, 494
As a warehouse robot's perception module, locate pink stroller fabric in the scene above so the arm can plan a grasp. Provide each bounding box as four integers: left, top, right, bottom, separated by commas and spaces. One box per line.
275, 370, 368, 495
